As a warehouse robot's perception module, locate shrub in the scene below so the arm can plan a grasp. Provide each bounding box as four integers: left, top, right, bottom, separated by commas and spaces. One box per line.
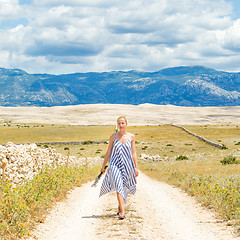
176, 155, 189, 161
166, 144, 173, 147
220, 156, 239, 165
221, 144, 228, 150
142, 146, 148, 150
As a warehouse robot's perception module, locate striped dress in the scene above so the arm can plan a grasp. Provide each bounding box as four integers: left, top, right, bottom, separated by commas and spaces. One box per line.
99, 137, 137, 203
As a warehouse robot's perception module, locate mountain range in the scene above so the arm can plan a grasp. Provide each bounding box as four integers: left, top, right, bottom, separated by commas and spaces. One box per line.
0, 66, 240, 107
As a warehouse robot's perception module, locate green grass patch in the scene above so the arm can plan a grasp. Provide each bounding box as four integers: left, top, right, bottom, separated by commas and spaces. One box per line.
176, 155, 188, 161
220, 156, 240, 165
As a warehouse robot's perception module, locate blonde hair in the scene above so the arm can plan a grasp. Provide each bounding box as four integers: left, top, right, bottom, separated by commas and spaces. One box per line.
117, 115, 127, 124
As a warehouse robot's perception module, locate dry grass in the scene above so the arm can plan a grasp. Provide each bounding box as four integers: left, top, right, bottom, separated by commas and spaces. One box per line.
1, 123, 240, 237
0, 124, 222, 159
0, 165, 100, 240
0, 124, 239, 158
185, 125, 240, 150
0, 123, 114, 145
138, 125, 240, 226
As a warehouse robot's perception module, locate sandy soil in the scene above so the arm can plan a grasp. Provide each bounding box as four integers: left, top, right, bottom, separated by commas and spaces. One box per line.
1, 104, 240, 126
28, 172, 240, 240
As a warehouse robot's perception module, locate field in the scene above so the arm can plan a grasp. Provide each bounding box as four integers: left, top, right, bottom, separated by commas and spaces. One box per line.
0, 122, 239, 159
1, 123, 240, 238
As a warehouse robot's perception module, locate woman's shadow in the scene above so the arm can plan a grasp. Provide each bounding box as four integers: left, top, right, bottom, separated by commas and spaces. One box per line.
82, 213, 117, 219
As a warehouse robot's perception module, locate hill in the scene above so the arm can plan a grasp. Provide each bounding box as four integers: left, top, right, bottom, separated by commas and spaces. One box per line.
0, 66, 240, 106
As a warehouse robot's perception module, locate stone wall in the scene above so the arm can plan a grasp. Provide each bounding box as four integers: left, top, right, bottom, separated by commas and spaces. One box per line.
169, 124, 224, 149
0, 142, 102, 185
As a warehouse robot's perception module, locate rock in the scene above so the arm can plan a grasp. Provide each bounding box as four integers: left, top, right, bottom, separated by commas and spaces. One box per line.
140, 154, 163, 163
0, 142, 103, 185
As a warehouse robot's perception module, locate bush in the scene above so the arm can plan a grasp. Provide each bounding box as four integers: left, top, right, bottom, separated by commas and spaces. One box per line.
221, 144, 228, 150
220, 156, 240, 165
176, 155, 189, 161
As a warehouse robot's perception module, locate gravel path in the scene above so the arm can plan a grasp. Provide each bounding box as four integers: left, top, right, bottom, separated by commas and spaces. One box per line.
29, 173, 240, 240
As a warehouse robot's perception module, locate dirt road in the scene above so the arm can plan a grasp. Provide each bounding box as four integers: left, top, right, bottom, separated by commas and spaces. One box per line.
29, 173, 240, 240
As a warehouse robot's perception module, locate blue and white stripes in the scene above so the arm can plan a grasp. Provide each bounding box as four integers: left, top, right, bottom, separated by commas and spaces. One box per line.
99, 139, 136, 203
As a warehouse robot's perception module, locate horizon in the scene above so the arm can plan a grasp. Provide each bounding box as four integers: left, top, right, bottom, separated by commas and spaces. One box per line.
1, 65, 240, 76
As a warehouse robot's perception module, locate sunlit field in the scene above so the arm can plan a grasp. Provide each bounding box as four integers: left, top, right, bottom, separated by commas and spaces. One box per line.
1, 123, 240, 238
0, 123, 113, 144
2, 123, 239, 156
0, 123, 239, 168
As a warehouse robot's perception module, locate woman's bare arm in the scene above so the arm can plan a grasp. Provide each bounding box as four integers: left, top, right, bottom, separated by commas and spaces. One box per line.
131, 134, 139, 177
101, 134, 114, 173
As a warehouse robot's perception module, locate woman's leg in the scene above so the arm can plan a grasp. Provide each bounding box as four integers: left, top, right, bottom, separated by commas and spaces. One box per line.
116, 192, 125, 217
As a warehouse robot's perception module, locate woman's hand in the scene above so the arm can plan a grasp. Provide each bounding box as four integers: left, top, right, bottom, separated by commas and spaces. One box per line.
135, 168, 139, 177
101, 166, 106, 174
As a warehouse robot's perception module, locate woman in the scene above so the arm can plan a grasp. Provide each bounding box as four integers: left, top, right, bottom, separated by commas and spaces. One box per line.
99, 115, 139, 219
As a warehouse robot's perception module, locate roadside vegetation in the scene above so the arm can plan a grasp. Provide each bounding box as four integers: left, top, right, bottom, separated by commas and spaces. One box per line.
1, 123, 240, 237
138, 125, 240, 227
0, 164, 100, 239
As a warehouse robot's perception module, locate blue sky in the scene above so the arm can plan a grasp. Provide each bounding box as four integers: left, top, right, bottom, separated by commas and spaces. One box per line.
225, 0, 240, 19
0, 0, 240, 74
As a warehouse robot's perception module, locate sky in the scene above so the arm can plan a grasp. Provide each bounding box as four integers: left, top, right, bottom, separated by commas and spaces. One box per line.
0, 0, 240, 74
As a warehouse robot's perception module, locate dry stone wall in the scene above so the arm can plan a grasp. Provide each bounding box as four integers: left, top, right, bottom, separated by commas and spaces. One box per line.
169, 124, 224, 149
0, 142, 102, 185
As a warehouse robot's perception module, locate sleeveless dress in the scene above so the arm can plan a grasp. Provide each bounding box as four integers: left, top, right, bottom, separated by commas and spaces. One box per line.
99, 136, 137, 203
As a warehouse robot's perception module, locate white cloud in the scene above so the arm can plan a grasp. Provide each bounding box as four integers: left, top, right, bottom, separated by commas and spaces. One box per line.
0, 0, 240, 73
0, 0, 22, 22
222, 19, 240, 51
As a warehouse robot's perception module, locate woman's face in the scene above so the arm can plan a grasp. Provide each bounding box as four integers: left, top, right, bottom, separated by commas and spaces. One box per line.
118, 118, 127, 131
